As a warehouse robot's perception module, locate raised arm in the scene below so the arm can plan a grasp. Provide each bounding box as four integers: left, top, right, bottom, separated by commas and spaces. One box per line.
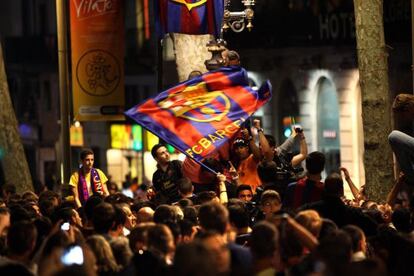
291, 132, 308, 167
253, 119, 274, 162
241, 127, 262, 161
282, 214, 319, 251
387, 172, 405, 206
276, 135, 295, 155
217, 173, 228, 204
228, 161, 241, 186
340, 167, 360, 200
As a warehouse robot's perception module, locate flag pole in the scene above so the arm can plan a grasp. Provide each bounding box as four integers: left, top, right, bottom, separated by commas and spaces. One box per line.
56, 0, 72, 186
157, 37, 164, 95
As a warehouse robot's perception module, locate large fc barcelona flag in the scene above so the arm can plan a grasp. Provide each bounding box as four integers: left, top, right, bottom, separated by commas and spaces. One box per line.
155, 0, 224, 38
125, 67, 272, 162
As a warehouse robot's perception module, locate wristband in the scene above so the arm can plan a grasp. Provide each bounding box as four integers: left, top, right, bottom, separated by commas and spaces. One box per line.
256, 128, 264, 133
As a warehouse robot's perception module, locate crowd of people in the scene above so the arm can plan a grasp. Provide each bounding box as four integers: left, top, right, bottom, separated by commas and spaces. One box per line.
2, 95, 414, 276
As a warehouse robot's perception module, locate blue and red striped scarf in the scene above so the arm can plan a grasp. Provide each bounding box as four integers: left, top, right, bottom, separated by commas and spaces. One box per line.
78, 168, 103, 205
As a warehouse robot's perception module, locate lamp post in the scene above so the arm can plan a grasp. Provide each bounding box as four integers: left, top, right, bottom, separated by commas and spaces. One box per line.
205, 0, 257, 70
222, 0, 256, 33
56, 0, 72, 186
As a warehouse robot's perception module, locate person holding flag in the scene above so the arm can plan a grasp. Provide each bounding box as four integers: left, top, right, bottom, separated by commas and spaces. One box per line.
125, 66, 272, 187
150, 144, 183, 204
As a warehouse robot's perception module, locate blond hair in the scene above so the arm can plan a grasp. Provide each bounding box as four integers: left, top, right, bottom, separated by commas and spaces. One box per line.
295, 210, 322, 237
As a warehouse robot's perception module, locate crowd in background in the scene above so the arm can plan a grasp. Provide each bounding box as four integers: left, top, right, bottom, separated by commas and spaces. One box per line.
1, 116, 414, 276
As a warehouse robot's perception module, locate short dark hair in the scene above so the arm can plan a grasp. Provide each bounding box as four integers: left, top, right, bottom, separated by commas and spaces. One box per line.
53, 207, 74, 224
147, 224, 173, 255
250, 221, 279, 259
84, 195, 104, 222
228, 204, 249, 229
39, 190, 60, 203
342, 225, 364, 253
112, 205, 127, 231
177, 177, 193, 195
319, 218, 338, 239
316, 229, 352, 266
257, 161, 279, 184
38, 200, 55, 219
195, 191, 217, 205
324, 173, 344, 197
173, 242, 218, 276
128, 223, 155, 253
183, 206, 198, 224
151, 144, 166, 159
306, 151, 325, 174
391, 208, 412, 233
7, 221, 37, 255
92, 202, 116, 234
154, 205, 177, 224
80, 148, 94, 160
236, 184, 253, 196
198, 202, 228, 234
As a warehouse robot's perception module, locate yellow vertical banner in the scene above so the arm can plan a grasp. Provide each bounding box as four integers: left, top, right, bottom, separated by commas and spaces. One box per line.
70, 0, 125, 121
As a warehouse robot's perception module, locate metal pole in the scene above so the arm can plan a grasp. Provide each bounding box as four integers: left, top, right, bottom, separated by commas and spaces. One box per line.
157, 38, 163, 94
140, 129, 146, 185
56, 0, 71, 186
412, 0, 414, 90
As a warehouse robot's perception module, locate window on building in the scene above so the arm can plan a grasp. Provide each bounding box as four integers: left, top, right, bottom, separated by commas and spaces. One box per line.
316, 77, 340, 175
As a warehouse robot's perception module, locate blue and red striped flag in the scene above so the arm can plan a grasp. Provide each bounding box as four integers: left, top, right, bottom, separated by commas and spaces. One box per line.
155, 0, 224, 38
125, 67, 272, 163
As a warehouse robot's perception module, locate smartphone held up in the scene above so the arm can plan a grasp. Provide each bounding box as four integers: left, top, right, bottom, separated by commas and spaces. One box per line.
61, 222, 70, 231
61, 244, 84, 266
293, 124, 303, 133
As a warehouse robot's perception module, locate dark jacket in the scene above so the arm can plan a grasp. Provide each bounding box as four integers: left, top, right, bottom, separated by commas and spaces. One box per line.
300, 196, 378, 236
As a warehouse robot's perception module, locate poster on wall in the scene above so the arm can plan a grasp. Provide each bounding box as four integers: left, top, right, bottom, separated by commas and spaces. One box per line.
70, 0, 125, 121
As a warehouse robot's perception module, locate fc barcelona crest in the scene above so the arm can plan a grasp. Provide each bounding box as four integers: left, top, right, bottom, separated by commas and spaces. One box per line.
158, 82, 230, 122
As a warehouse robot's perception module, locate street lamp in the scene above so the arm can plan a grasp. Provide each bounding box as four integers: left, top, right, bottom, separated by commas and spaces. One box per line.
222, 0, 256, 33
205, 0, 257, 71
